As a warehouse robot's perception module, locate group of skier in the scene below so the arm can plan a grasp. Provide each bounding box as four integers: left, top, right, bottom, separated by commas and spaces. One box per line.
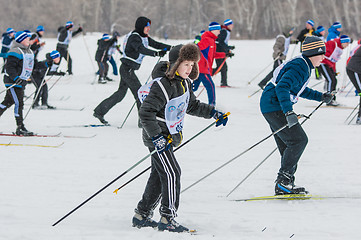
1, 15, 361, 233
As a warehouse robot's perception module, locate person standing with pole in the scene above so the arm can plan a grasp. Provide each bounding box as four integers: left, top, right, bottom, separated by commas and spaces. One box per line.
93, 16, 171, 126
0, 31, 34, 136
132, 44, 229, 232
260, 36, 333, 195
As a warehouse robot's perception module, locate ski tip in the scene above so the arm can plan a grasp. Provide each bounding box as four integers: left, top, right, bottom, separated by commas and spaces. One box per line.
113, 189, 118, 194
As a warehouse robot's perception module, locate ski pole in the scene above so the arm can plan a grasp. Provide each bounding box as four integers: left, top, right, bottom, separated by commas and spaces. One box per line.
118, 56, 162, 129
212, 57, 228, 77
52, 149, 157, 226
247, 56, 280, 85
344, 103, 360, 123
348, 111, 358, 125
182, 101, 324, 194
226, 101, 325, 197
0, 82, 18, 95
248, 88, 262, 98
113, 115, 228, 193
47, 75, 64, 92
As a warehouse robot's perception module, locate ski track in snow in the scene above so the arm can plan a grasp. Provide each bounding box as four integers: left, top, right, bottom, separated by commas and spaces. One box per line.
1, 34, 360, 240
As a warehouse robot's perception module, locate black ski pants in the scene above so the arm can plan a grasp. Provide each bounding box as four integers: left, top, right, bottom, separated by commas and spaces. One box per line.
136, 147, 181, 218
0, 87, 25, 126
32, 71, 48, 105
319, 63, 337, 93
346, 68, 361, 117
56, 45, 72, 74
213, 58, 228, 86
262, 110, 308, 179
94, 63, 141, 116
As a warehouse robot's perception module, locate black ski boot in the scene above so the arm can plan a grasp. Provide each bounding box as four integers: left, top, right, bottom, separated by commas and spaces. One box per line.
93, 112, 109, 126
98, 77, 107, 84
158, 216, 189, 233
105, 76, 114, 81
15, 125, 34, 136
132, 213, 158, 229
275, 173, 308, 195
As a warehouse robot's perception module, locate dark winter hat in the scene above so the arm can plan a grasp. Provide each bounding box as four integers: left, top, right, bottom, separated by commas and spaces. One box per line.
50, 50, 60, 59
23, 30, 31, 37
306, 19, 315, 26
302, 36, 326, 57
316, 26, 325, 32
102, 33, 111, 40
208, 22, 221, 31
224, 19, 233, 26
36, 25, 44, 32
14, 31, 29, 43
166, 43, 201, 80
340, 35, 351, 43
6, 28, 15, 34
332, 22, 342, 29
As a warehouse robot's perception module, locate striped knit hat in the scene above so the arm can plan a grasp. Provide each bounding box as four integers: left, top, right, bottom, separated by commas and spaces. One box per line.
302, 36, 326, 57
102, 33, 111, 40
306, 19, 315, 27
208, 22, 221, 31
340, 35, 351, 43
66, 21, 74, 28
332, 22, 342, 29
224, 19, 233, 26
316, 26, 325, 32
50, 50, 60, 59
6, 28, 15, 34
14, 31, 29, 43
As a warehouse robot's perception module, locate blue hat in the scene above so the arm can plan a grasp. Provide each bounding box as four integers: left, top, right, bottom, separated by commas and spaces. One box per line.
306, 19, 315, 26
50, 50, 61, 59
102, 33, 111, 40
15, 31, 29, 43
332, 22, 342, 29
208, 22, 221, 31
6, 28, 15, 34
224, 19, 233, 26
316, 26, 325, 32
36, 25, 44, 32
66, 21, 74, 28
340, 35, 351, 43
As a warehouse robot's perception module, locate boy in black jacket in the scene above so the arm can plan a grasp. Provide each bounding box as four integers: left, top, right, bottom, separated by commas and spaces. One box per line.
132, 44, 229, 232
56, 21, 82, 75
93, 16, 171, 125
0, 31, 34, 135
32, 50, 65, 109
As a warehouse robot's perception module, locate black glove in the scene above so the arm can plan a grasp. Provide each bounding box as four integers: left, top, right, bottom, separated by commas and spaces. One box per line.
78, 26, 83, 32
152, 134, 171, 154
226, 52, 234, 58
285, 111, 298, 128
57, 71, 66, 76
322, 92, 334, 104
229, 45, 235, 50
155, 50, 167, 57
211, 109, 229, 127
20, 79, 28, 87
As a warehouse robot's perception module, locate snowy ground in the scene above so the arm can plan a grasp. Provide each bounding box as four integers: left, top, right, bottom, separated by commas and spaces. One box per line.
1, 34, 360, 240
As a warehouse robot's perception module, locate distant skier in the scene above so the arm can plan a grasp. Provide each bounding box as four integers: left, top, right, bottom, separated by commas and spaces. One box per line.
30, 25, 46, 60
95, 33, 117, 84
318, 35, 350, 106
0, 31, 34, 136
56, 21, 82, 75
93, 16, 171, 126
296, 19, 315, 51
326, 22, 342, 42
260, 36, 333, 195
132, 43, 229, 232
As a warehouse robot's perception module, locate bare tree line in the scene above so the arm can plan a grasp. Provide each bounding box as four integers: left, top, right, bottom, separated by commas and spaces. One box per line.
1, 0, 360, 40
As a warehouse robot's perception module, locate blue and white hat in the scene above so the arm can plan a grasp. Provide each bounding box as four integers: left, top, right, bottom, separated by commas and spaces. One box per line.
208, 22, 221, 31
307, 19, 315, 27
102, 33, 111, 40
50, 50, 61, 59
66, 21, 74, 28
6, 28, 15, 34
316, 26, 325, 32
340, 35, 351, 43
15, 31, 30, 43
224, 19, 233, 26
332, 22, 342, 29
36, 25, 45, 32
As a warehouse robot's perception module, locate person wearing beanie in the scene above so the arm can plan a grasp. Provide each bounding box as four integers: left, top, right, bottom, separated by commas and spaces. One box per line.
94, 33, 118, 84
30, 25, 46, 60
213, 19, 235, 87
133, 44, 229, 232
93, 16, 171, 126
346, 39, 361, 124
313, 26, 326, 41
258, 25, 297, 90
326, 22, 342, 42
296, 19, 315, 51
192, 21, 227, 105
0, 31, 35, 136
56, 21, 82, 75
319, 34, 350, 106
31, 50, 65, 110
260, 36, 333, 195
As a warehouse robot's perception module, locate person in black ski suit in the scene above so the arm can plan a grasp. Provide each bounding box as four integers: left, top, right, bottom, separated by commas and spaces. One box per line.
32, 50, 65, 109
132, 44, 229, 232
0, 31, 34, 135
56, 21, 82, 75
93, 16, 171, 126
